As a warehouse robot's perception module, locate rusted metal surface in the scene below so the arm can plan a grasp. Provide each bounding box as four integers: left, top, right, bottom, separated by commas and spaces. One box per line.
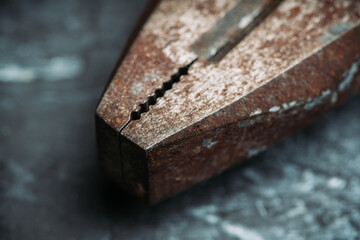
97, 0, 237, 132
96, 0, 360, 203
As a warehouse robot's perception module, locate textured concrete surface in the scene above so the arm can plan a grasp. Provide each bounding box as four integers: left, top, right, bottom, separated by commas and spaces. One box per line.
1, 0, 360, 239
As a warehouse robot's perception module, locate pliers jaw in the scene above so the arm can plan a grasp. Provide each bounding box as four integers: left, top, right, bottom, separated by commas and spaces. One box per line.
96, 0, 360, 204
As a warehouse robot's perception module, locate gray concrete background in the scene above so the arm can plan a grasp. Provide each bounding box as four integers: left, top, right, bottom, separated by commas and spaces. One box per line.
0, 0, 359, 239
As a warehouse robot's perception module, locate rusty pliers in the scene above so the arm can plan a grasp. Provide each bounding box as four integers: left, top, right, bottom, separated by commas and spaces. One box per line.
96, 0, 360, 203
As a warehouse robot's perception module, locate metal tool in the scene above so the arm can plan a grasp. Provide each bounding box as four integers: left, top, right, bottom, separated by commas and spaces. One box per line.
96, 0, 360, 204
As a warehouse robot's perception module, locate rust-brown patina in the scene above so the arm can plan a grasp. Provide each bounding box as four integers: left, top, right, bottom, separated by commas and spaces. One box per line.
96, 0, 360, 203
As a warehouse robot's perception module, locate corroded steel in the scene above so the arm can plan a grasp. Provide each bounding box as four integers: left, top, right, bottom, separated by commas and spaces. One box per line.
96, 0, 360, 203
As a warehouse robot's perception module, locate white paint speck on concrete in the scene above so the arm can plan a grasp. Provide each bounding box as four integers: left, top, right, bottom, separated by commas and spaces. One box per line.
191, 205, 220, 224
296, 170, 316, 192
0, 55, 84, 83
255, 200, 267, 217
190, 205, 265, 240
221, 222, 265, 240
327, 177, 346, 189
282, 200, 306, 219
0, 64, 36, 83
40, 55, 84, 81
